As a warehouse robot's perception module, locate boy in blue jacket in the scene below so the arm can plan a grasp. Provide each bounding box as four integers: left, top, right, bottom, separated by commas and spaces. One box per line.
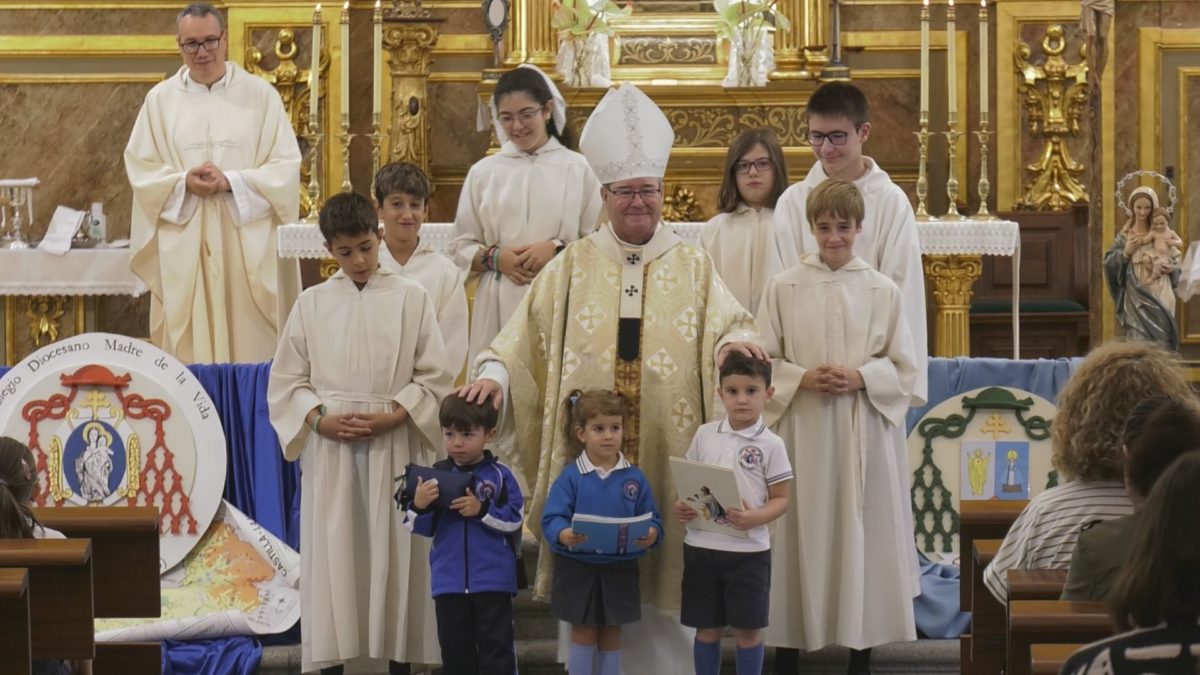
404, 394, 524, 675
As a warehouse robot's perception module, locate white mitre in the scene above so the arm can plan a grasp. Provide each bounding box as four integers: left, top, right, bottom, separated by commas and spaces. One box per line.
579, 83, 674, 184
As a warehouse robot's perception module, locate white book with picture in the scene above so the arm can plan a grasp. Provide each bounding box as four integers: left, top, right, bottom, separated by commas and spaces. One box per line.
669, 456, 749, 539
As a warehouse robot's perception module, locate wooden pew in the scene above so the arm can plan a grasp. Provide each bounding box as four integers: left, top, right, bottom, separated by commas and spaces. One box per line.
1009, 568, 1068, 601
970, 540, 1005, 675
0, 539, 94, 660
959, 499, 1029, 608
0, 568, 32, 675
1008, 601, 1111, 675
1031, 643, 1085, 675
95, 642, 162, 674
959, 500, 1028, 675
33, 507, 163, 675
34, 506, 161, 618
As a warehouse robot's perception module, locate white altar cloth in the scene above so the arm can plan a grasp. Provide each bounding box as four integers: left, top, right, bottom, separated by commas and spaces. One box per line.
1, 248, 147, 296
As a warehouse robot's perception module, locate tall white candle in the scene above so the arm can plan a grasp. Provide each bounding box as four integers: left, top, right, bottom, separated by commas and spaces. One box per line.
920, 0, 930, 117
979, 0, 988, 116
947, 0, 957, 118
373, 0, 382, 118
310, 4, 321, 129
340, 2, 350, 120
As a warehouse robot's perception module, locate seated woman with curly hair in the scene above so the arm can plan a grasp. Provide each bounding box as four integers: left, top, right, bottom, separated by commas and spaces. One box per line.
982, 340, 1194, 604
1060, 450, 1200, 674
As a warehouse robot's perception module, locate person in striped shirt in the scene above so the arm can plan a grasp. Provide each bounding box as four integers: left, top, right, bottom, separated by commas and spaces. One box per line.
982, 340, 1193, 604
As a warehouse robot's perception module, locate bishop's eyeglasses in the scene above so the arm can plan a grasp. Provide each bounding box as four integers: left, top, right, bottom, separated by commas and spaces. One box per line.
607, 187, 663, 203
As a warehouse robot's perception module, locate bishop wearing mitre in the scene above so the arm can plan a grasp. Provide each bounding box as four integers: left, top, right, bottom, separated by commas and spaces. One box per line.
458, 83, 765, 673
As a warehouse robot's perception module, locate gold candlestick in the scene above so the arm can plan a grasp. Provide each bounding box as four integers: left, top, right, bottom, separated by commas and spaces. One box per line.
304, 119, 322, 222
337, 113, 354, 193
369, 112, 383, 200
973, 111, 993, 219
914, 112, 934, 220
942, 113, 965, 219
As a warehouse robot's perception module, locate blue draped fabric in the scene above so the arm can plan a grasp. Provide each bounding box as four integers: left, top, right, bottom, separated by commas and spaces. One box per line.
906, 357, 1082, 638
160, 637, 262, 675
187, 362, 301, 551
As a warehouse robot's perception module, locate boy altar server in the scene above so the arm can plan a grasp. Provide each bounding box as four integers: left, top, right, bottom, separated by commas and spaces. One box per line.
773, 81, 927, 405
759, 179, 920, 673
268, 193, 453, 674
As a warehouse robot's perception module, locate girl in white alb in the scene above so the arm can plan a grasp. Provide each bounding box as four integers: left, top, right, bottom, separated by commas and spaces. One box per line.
447, 64, 604, 371
700, 129, 789, 316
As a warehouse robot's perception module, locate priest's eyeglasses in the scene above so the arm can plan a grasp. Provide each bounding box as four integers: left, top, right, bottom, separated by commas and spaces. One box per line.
806, 130, 852, 146
180, 34, 224, 54
496, 106, 545, 126
734, 159, 774, 174
607, 187, 663, 203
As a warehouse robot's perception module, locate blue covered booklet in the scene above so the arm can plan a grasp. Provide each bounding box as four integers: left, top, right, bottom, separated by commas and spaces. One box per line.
569, 512, 655, 556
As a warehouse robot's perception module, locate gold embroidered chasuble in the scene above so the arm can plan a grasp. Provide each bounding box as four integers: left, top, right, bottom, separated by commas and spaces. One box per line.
484, 224, 758, 607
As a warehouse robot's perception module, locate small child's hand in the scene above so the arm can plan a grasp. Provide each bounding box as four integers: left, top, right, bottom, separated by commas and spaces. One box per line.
674, 500, 697, 524
558, 527, 587, 548
724, 499, 762, 531
635, 526, 658, 549
450, 488, 482, 517
413, 476, 439, 510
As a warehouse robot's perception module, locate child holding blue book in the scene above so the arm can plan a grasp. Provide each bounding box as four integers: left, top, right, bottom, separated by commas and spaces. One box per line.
541, 389, 663, 675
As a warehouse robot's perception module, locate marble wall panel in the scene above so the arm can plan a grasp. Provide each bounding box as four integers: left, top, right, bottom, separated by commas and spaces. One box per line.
0, 81, 153, 241
96, 295, 150, 342
429, 81, 492, 173
0, 9, 176, 35
1182, 76, 1200, 340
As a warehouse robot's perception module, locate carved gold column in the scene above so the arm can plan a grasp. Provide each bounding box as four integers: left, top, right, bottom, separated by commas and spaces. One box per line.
245, 27, 327, 220
802, 0, 829, 78
382, 6, 442, 176
923, 255, 983, 357
770, 0, 810, 79
504, 0, 557, 69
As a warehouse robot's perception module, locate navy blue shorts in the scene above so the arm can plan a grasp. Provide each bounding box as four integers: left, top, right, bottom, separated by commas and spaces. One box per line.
680, 543, 771, 630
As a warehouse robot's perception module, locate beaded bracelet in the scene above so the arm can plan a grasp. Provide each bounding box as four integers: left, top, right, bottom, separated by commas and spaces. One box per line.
310, 404, 327, 434
491, 247, 502, 279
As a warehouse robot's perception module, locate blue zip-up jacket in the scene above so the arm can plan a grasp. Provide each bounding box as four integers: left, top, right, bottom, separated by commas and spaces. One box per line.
541, 454, 662, 564
404, 450, 524, 597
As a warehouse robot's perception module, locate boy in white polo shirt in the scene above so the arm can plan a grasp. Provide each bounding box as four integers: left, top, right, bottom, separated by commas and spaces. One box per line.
674, 351, 793, 675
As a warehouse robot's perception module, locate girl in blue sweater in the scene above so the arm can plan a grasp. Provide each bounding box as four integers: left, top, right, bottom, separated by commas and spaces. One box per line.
541, 389, 662, 675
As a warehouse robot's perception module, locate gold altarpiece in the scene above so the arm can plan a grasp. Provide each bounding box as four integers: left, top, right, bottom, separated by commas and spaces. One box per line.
0, 0, 1144, 363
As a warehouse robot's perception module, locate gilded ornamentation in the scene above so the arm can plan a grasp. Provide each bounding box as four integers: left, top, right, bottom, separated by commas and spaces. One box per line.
665, 108, 737, 147
24, 295, 66, 347
662, 186, 701, 222
385, 0, 431, 19
1014, 25, 1089, 211
617, 36, 717, 65
923, 254, 983, 357
245, 27, 329, 219
320, 259, 340, 280
383, 23, 439, 173
740, 106, 808, 145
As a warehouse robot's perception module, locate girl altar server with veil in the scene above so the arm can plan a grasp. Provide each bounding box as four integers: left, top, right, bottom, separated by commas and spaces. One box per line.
447, 64, 604, 370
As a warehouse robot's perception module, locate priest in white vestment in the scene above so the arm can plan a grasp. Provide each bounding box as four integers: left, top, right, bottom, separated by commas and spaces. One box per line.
773, 82, 927, 406
125, 4, 301, 364
458, 84, 765, 675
